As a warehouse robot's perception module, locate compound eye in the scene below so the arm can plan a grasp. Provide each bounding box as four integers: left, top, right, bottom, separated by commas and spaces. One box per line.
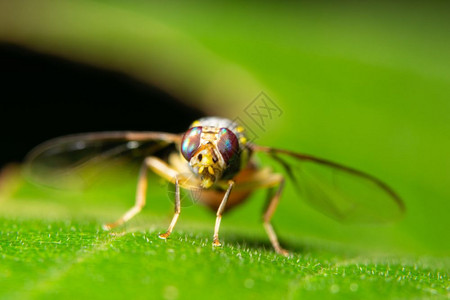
217, 128, 239, 164
181, 126, 202, 161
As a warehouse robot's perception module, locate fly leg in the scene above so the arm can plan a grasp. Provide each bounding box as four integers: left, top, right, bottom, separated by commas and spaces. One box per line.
212, 180, 235, 247
158, 176, 181, 239
262, 177, 289, 256
231, 169, 288, 256
103, 156, 180, 230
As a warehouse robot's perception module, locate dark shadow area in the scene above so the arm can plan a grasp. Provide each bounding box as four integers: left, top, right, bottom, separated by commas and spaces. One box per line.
0, 43, 205, 167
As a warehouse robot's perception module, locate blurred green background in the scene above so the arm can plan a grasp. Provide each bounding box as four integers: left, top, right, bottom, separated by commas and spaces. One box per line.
0, 1, 449, 299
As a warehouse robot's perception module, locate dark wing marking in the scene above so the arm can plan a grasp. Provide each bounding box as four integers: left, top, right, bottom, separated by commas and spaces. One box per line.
24, 131, 181, 190
251, 144, 405, 223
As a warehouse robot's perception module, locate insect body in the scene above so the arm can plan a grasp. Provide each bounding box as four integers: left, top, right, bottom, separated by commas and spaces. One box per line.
25, 117, 405, 256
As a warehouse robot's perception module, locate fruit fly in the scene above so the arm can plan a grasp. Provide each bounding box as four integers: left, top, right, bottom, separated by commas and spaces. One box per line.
25, 117, 405, 256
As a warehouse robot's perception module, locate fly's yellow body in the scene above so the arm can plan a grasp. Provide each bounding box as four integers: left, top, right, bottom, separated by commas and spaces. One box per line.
25, 116, 404, 256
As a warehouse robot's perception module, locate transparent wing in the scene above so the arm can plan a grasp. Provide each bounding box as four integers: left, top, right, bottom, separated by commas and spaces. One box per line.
252, 145, 405, 223
24, 131, 181, 190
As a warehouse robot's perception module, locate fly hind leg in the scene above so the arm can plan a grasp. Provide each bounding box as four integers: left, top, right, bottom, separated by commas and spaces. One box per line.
232, 169, 289, 256
262, 177, 289, 256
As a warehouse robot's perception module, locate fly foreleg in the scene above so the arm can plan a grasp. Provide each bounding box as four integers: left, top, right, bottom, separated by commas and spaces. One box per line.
212, 180, 235, 247
103, 156, 179, 231
158, 176, 181, 239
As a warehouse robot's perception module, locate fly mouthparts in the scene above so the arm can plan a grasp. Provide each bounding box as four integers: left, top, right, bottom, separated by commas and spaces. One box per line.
198, 166, 205, 174
208, 166, 214, 175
